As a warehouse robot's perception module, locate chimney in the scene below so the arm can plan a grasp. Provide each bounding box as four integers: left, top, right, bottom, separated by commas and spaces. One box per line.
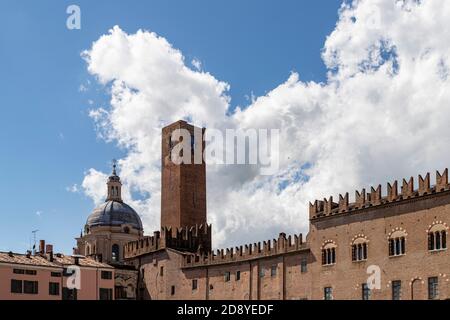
39, 240, 46, 255
46, 244, 53, 254
26, 250, 31, 258
46, 244, 54, 262
8, 251, 14, 257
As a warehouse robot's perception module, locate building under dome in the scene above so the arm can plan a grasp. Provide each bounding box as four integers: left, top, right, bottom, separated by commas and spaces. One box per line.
75, 161, 142, 299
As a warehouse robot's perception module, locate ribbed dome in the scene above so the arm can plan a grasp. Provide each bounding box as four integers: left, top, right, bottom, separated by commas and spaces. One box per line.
86, 200, 143, 231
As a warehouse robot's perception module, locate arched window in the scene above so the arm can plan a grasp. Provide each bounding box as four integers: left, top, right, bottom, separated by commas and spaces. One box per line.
321, 242, 336, 265
86, 245, 91, 256
388, 229, 407, 256
351, 236, 368, 261
123, 226, 130, 234
112, 244, 120, 262
428, 223, 448, 251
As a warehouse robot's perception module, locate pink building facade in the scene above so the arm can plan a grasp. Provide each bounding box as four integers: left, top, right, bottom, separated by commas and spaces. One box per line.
0, 245, 115, 300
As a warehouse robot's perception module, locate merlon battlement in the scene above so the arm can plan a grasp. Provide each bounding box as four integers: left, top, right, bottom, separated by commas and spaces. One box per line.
181, 232, 307, 268
309, 169, 449, 220
124, 224, 212, 259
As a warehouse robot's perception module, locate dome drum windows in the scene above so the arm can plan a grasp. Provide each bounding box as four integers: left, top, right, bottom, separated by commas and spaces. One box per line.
112, 244, 120, 262
321, 241, 336, 266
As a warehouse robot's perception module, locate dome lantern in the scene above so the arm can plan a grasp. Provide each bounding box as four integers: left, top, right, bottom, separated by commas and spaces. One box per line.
107, 159, 123, 202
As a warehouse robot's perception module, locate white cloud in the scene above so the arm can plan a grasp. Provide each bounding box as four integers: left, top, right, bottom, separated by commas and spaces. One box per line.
81, 0, 450, 248
36, 211, 43, 218
81, 169, 108, 205
66, 184, 79, 193
191, 58, 202, 71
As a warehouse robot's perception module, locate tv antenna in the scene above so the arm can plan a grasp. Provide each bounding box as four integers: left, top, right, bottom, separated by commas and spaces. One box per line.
31, 230, 39, 255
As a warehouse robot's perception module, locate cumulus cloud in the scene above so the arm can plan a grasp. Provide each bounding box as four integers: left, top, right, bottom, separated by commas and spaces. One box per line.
66, 184, 79, 193
81, 0, 450, 248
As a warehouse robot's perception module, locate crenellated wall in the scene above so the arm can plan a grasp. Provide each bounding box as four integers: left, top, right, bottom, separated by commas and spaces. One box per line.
124, 224, 212, 259
182, 232, 307, 268
309, 169, 449, 220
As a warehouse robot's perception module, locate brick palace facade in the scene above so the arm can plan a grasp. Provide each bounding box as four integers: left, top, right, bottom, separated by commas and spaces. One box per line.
121, 121, 450, 300
1, 120, 449, 300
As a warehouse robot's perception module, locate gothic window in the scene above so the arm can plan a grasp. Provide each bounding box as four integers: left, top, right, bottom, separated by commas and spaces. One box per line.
321, 242, 336, 266
112, 244, 120, 262
388, 229, 407, 256
428, 223, 448, 251
351, 236, 368, 262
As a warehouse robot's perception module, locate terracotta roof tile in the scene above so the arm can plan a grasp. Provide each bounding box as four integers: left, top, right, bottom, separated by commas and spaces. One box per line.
0, 252, 61, 268
0, 252, 113, 269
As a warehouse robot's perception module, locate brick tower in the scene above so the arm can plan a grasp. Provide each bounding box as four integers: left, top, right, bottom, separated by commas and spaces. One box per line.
161, 120, 207, 231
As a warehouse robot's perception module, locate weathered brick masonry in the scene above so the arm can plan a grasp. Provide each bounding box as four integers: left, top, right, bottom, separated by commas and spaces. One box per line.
124, 121, 449, 300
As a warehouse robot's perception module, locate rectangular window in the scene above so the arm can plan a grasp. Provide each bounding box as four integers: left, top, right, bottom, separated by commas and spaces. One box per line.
300, 257, 307, 273
224, 271, 231, 282
171, 285, 176, 296
271, 265, 277, 277
62, 288, 77, 300
99, 288, 113, 300
192, 279, 198, 290
13, 269, 25, 274
428, 277, 439, 300
236, 271, 241, 281
324, 287, 333, 300
259, 268, 265, 278
392, 280, 401, 300
11, 279, 22, 293
23, 280, 38, 294
362, 283, 371, 300
25, 270, 37, 275
160, 266, 164, 277
101, 271, 113, 280
51, 272, 62, 277
49, 282, 60, 296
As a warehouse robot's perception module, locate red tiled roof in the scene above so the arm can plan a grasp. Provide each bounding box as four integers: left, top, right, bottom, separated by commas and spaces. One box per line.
0, 252, 113, 269
52, 254, 113, 269
0, 252, 61, 268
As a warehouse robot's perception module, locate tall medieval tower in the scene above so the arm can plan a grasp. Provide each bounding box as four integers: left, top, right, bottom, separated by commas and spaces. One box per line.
161, 120, 207, 231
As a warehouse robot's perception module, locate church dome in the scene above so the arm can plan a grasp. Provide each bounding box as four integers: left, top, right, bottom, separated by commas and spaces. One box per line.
86, 200, 143, 231
85, 160, 143, 231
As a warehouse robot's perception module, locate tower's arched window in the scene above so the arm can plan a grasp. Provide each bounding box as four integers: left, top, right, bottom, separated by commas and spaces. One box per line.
351, 236, 368, 261
428, 223, 448, 251
321, 242, 336, 265
86, 245, 91, 256
388, 229, 407, 256
112, 244, 120, 262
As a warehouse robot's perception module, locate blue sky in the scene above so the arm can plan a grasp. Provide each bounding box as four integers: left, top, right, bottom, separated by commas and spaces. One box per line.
0, 0, 341, 253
